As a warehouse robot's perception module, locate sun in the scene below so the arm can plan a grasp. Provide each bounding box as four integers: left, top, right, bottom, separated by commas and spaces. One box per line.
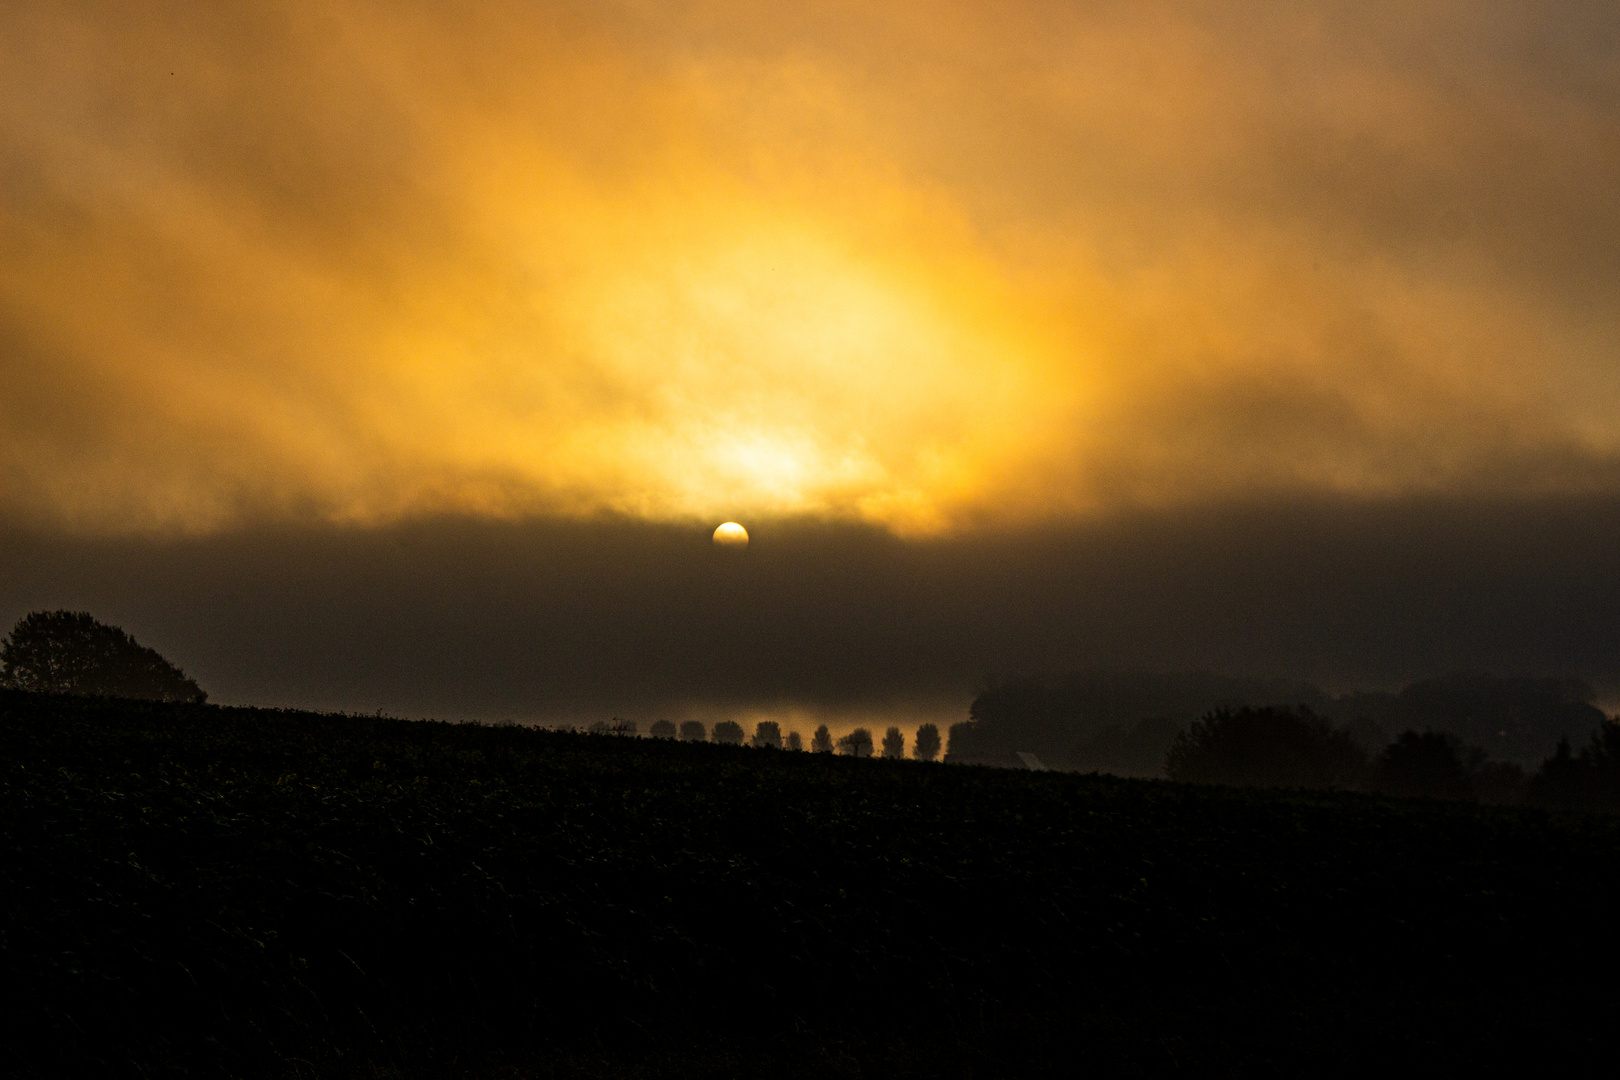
712, 522, 749, 547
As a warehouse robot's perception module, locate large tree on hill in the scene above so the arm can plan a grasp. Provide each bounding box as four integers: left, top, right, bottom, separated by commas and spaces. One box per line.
2, 611, 206, 703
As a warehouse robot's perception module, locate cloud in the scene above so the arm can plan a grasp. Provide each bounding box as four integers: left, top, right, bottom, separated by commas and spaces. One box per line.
2, 0, 1618, 535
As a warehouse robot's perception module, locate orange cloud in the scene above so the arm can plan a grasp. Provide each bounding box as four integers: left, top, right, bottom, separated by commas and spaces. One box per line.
2, 0, 1617, 535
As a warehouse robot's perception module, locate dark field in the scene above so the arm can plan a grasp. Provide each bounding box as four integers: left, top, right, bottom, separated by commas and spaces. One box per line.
5, 692, 1618, 1077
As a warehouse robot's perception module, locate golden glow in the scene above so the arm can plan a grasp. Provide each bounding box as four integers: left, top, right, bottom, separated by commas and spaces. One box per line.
712, 522, 749, 547
2, 1, 1617, 536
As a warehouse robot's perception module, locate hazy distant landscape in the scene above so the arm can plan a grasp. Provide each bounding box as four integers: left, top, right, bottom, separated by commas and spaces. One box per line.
947, 670, 1616, 800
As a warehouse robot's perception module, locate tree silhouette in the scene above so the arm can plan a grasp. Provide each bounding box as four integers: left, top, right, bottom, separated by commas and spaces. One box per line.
785, 731, 803, 751
649, 719, 678, 738
1528, 720, 1620, 812
712, 720, 745, 745
913, 723, 941, 762
1, 611, 206, 703
811, 724, 833, 753
679, 720, 707, 742
881, 726, 904, 759
1376, 730, 1473, 800
1164, 707, 1366, 789
837, 728, 874, 757
752, 721, 784, 749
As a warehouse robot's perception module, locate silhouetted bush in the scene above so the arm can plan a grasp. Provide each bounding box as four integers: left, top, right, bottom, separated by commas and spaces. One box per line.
1164, 707, 1367, 790
1528, 721, 1620, 812
752, 721, 783, 749
785, 731, 803, 751
679, 720, 707, 742
881, 726, 904, 759
811, 724, 833, 753
1376, 731, 1473, 800
837, 728, 874, 758
649, 719, 677, 738
2, 610, 205, 703
712, 720, 744, 745
588, 718, 636, 736
913, 722, 941, 761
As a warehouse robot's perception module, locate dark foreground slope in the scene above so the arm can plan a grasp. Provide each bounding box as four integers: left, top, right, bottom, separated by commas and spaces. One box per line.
5, 692, 1619, 1078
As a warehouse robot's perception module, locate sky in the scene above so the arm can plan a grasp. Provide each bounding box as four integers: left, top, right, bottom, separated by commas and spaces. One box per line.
3, 1, 1619, 727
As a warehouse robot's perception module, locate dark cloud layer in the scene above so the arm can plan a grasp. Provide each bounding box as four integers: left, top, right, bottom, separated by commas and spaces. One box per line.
4, 495, 1618, 725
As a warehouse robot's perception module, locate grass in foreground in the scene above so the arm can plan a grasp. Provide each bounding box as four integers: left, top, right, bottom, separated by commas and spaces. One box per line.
5, 690, 1619, 1077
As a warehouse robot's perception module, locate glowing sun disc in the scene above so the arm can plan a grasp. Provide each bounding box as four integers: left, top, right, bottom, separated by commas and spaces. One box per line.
713, 522, 749, 547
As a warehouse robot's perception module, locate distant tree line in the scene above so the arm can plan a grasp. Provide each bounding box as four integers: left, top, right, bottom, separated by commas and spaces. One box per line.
629, 715, 943, 761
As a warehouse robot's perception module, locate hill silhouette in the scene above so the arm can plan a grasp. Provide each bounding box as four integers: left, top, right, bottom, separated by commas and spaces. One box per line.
6, 691, 1620, 1076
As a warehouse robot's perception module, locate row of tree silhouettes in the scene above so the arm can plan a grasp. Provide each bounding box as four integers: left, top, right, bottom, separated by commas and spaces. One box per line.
588, 716, 944, 760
